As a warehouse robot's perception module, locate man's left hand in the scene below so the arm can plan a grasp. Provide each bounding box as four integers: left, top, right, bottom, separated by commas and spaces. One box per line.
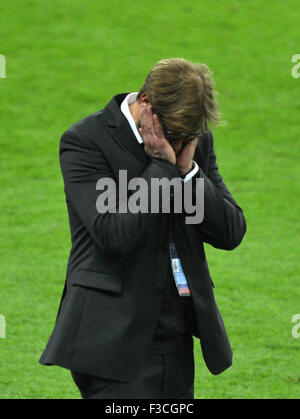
175, 138, 198, 175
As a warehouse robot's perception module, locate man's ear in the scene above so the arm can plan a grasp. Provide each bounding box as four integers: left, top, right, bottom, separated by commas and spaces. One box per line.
139, 93, 149, 105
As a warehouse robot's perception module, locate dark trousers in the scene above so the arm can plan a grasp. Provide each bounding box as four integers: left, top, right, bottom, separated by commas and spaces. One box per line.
71, 335, 195, 399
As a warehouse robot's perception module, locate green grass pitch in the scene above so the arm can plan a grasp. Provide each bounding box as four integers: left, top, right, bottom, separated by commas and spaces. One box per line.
0, 0, 299, 399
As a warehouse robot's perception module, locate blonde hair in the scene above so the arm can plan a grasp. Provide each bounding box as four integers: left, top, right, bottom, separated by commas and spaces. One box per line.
137, 58, 220, 136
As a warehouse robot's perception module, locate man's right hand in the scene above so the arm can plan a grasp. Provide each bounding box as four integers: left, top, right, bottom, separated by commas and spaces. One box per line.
139, 105, 176, 165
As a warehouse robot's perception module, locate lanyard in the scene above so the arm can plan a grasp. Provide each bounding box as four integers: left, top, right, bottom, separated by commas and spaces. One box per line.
168, 217, 191, 297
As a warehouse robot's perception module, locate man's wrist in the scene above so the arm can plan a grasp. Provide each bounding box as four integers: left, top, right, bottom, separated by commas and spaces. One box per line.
180, 162, 194, 176
182, 161, 200, 182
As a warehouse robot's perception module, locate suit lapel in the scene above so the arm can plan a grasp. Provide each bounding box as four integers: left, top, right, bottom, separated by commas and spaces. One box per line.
101, 94, 151, 166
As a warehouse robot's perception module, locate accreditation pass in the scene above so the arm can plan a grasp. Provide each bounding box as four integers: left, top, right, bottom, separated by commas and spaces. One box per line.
169, 242, 191, 297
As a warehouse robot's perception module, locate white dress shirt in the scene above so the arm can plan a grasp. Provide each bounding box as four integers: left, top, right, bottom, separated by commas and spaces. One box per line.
121, 93, 199, 182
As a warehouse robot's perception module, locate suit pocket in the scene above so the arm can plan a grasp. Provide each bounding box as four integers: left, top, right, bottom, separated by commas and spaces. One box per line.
69, 269, 124, 295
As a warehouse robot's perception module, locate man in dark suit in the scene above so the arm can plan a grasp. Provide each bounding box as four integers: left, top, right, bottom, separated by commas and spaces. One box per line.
40, 58, 246, 399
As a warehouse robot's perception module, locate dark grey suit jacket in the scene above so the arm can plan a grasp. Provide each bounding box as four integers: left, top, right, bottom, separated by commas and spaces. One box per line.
39, 93, 246, 382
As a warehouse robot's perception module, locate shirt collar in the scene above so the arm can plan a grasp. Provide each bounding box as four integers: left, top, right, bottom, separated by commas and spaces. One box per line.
120, 92, 144, 144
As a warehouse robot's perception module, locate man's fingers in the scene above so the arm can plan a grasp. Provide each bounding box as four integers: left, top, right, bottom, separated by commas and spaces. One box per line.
140, 106, 170, 154
140, 105, 148, 122
153, 113, 163, 137
144, 105, 154, 127
184, 137, 198, 153
140, 105, 148, 126
141, 105, 163, 142
175, 137, 198, 170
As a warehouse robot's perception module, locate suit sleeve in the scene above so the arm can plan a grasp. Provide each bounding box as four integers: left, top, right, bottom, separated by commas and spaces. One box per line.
186, 131, 247, 250
59, 130, 182, 256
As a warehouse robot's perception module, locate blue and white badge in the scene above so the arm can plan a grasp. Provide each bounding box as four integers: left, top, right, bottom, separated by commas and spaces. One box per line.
169, 243, 191, 297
